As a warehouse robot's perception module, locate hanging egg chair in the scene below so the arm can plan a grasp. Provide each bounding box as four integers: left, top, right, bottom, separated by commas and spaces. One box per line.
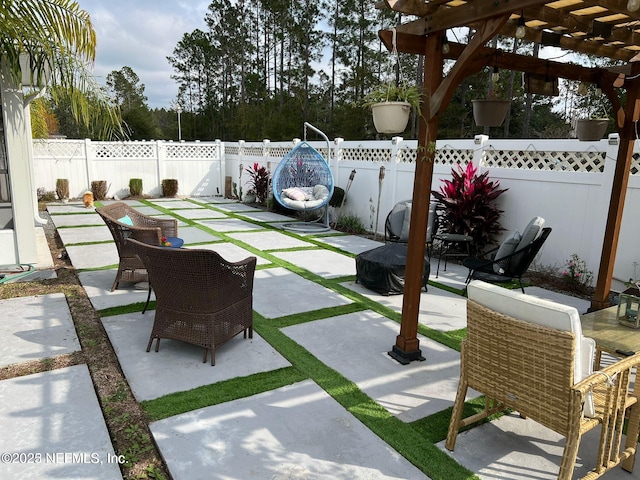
272, 123, 334, 232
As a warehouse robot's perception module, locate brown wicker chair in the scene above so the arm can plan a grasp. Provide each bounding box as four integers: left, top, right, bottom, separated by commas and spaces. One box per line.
96, 202, 178, 291
127, 238, 256, 366
447, 281, 640, 480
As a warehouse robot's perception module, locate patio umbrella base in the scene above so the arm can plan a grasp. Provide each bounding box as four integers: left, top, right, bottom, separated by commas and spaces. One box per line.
388, 345, 425, 365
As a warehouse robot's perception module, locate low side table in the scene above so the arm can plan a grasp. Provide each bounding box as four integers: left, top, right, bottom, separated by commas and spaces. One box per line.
433, 232, 473, 277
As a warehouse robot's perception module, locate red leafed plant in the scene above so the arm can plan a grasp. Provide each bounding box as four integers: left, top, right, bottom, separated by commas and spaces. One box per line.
432, 162, 508, 252
245, 162, 270, 205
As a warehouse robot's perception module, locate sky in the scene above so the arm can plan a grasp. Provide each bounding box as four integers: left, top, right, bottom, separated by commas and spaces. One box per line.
78, 0, 210, 109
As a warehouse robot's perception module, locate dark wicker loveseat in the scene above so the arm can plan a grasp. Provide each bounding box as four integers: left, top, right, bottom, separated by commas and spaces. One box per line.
96, 202, 178, 291
128, 239, 257, 365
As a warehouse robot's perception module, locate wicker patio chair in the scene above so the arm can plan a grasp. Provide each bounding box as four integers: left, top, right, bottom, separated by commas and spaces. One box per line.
446, 281, 640, 480
96, 202, 178, 291
128, 238, 257, 366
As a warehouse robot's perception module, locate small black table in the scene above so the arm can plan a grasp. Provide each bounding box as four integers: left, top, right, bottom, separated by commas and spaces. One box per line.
433, 232, 473, 277
355, 243, 429, 295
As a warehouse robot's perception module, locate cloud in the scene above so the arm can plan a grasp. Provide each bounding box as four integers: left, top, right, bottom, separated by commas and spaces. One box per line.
80, 0, 209, 108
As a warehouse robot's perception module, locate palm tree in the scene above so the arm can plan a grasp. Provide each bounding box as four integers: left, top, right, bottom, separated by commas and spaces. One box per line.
1, 0, 122, 138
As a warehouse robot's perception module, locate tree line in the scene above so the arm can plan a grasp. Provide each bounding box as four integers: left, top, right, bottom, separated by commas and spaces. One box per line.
35, 0, 609, 142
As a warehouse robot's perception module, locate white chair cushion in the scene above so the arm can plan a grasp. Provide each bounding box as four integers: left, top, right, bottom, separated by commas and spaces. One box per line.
516, 216, 544, 251
467, 280, 595, 416
493, 230, 521, 274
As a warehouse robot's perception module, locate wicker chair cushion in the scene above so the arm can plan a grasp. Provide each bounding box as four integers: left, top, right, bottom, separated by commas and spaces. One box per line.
118, 215, 134, 226
467, 280, 596, 416
283, 187, 309, 201
280, 184, 330, 209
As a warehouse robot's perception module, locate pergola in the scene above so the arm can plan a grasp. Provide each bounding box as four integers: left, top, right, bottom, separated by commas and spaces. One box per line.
378, 0, 640, 364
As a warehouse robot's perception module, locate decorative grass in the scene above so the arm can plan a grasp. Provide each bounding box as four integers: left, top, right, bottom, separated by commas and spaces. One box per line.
143, 367, 307, 421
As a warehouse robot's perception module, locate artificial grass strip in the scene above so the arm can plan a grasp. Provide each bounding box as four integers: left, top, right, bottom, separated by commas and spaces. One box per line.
142, 367, 307, 421
428, 279, 465, 296
99, 301, 154, 317
267, 302, 368, 329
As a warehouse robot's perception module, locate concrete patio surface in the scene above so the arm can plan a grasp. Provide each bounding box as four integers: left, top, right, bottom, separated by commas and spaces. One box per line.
0, 198, 630, 479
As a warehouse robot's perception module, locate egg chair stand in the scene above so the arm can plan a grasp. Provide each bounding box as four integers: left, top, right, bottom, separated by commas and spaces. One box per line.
272, 122, 335, 233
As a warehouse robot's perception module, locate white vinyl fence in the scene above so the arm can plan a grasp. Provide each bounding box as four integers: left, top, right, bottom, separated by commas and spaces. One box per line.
33, 134, 640, 290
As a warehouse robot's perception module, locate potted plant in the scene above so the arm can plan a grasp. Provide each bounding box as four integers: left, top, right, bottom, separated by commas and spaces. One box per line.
573, 85, 610, 141
472, 98, 511, 127
361, 83, 421, 134
575, 117, 609, 141
472, 68, 512, 127
55, 178, 69, 202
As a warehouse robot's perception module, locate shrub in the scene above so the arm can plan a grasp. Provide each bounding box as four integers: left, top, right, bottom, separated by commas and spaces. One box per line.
334, 213, 366, 235
162, 179, 179, 197
37, 187, 56, 202
129, 178, 143, 197
432, 162, 507, 252
91, 180, 108, 200
561, 253, 593, 290
55, 178, 69, 200
245, 163, 270, 204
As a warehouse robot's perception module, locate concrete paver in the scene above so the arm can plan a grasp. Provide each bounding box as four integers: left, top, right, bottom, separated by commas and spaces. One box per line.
253, 267, 352, 318
150, 379, 430, 480
271, 249, 356, 278
228, 230, 315, 250
0, 293, 80, 367
56, 225, 113, 244
101, 312, 290, 401
282, 310, 478, 422
0, 365, 122, 479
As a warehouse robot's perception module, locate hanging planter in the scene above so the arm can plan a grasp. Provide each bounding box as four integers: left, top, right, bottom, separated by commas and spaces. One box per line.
575, 118, 608, 141
371, 101, 412, 134
472, 99, 511, 127
362, 83, 421, 134
361, 28, 421, 135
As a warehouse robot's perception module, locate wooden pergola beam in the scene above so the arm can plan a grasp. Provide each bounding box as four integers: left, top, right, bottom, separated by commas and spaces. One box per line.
379, 30, 611, 84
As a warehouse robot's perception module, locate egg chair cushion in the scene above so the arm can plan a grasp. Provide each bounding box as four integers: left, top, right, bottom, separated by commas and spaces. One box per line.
280, 185, 330, 209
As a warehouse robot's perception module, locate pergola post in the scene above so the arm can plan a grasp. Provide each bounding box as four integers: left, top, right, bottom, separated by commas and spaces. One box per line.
591, 68, 640, 311
389, 32, 443, 364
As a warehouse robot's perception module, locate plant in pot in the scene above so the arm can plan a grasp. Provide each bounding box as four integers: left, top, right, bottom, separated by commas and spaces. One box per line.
55, 178, 69, 202
245, 163, 270, 205
472, 67, 511, 127
432, 162, 508, 253
361, 82, 421, 134
572, 83, 610, 141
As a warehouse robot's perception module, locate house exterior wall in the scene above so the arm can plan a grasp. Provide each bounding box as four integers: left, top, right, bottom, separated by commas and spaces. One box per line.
0, 61, 39, 266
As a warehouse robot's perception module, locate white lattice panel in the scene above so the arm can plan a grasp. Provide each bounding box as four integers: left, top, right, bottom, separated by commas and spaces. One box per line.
226, 146, 240, 155
631, 153, 640, 175
340, 147, 392, 162
94, 142, 155, 159
436, 148, 473, 166
243, 146, 264, 157
166, 143, 218, 159
32, 140, 84, 158
397, 148, 417, 163
269, 146, 292, 158
482, 149, 605, 172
